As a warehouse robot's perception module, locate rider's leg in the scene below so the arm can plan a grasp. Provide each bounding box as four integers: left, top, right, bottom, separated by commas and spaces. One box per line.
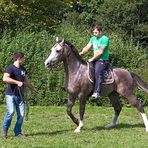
92, 60, 105, 99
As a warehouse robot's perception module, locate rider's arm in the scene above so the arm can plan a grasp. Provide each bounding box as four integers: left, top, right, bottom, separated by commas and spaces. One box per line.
88, 46, 106, 62
79, 43, 92, 56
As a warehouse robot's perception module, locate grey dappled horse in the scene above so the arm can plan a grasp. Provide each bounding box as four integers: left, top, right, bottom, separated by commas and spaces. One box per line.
44, 38, 148, 132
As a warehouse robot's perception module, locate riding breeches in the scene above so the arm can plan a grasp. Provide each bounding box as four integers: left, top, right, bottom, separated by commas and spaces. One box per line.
94, 60, 108, 93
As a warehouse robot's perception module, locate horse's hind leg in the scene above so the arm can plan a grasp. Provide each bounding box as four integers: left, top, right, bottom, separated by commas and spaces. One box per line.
105, 91, 121, 129
125, 94, 148, 131
67, 95, 79, 127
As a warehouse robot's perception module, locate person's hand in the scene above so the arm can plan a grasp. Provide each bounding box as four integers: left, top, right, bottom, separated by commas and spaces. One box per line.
17, 81, 23, 87
88, 58, 94, 62
79, 51, 84, 56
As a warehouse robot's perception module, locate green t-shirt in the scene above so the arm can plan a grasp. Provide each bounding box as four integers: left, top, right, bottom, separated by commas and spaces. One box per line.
89, 35, 109, 61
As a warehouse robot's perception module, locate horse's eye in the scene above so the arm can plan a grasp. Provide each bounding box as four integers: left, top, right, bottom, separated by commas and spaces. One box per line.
56, 49, 61, 52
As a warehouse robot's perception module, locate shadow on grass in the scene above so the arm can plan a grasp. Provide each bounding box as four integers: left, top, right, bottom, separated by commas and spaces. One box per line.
90, 123, 144, 131
26, 123, 144, 137
26, 128, 73, 137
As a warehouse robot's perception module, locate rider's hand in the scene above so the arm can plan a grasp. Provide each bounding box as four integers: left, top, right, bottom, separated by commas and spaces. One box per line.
79, 51, 84, 56
88, 58, 94, 62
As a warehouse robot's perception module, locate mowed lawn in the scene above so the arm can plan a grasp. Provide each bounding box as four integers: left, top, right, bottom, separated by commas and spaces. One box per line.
0, 104, 148, 148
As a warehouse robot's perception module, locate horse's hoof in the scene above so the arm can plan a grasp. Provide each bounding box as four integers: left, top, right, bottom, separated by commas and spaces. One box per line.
74, 128, 81, 133
105, 124, 115, 129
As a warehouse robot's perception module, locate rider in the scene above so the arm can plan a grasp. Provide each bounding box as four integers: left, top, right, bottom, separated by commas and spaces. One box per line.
79, 24, 110, 100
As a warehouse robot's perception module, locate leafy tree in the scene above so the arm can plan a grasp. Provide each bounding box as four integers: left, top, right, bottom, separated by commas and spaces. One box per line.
0, 0, 70, 32
66, 0, 148, 47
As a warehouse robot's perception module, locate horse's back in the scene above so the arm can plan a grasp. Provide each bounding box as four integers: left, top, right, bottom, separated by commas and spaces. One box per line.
111, 67, 135, 94
112, 67, 132, 80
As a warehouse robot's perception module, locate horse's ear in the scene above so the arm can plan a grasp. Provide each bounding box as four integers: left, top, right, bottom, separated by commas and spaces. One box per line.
56, 37, 59, 42
60, 39, 64, 44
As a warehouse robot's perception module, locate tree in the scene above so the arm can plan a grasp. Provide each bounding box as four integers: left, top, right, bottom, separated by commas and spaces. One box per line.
0, 0, 71, 32
65, 0, 148, 47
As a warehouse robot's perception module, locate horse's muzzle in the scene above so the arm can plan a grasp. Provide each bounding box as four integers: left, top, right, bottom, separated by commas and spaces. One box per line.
45, 62, 51, 69
45, 60, 55, 69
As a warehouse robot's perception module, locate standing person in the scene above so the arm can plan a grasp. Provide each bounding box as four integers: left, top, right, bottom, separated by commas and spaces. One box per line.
2, 51, 37, 138
79, 24, 110, 100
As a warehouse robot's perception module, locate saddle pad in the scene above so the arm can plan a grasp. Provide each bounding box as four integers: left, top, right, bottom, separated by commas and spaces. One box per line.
102, 69, 114, 84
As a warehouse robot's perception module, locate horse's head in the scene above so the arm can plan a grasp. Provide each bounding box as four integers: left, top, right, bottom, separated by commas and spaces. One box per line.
44, 37, 68, 69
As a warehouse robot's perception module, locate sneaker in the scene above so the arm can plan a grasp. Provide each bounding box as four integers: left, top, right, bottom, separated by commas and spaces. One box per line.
2, 128, 8, 138
91, 92, 100, 99
15, 133, 25, 138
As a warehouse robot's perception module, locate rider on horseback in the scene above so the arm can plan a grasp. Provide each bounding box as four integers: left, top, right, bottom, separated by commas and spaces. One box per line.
79, 24, 110, 100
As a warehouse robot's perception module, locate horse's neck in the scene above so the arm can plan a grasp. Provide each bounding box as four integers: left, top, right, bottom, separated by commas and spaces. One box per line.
63, 53, 85, 88
63, 54, 82, 76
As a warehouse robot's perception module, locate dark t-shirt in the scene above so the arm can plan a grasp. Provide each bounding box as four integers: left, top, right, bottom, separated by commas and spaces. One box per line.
5, 64, 27, 96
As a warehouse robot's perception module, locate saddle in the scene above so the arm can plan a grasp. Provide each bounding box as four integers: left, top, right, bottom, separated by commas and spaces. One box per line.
88, 62, 114, 84
102, 68, 114, 84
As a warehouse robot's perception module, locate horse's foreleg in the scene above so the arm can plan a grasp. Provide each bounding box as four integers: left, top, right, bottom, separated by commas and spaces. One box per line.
67, 96, 79, 126
74, 97, 86, 133
105, 91, 121, 129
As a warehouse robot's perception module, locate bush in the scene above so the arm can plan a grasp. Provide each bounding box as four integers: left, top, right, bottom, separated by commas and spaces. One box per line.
0, 26, 147, 106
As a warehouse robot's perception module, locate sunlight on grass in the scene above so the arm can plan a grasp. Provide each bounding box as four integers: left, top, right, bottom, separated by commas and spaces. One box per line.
0, 105, 148, 148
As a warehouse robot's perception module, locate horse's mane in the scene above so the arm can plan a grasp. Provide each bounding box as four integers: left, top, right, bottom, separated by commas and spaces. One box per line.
58, 40, 86, 64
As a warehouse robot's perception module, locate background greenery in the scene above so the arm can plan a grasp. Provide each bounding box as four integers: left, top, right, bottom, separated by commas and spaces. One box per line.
0, 0, 147, 106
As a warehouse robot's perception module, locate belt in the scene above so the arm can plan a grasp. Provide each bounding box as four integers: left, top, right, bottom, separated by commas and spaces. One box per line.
98, 60, 109, 62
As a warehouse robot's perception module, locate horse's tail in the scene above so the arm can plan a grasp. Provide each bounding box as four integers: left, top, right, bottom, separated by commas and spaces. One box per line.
131, 72, 148, 94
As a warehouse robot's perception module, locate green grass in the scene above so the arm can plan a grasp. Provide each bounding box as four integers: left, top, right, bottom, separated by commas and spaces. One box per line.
1, 104, 148, 148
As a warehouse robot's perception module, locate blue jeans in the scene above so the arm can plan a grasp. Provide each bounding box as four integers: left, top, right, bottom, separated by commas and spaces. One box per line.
2, 95, 25, 136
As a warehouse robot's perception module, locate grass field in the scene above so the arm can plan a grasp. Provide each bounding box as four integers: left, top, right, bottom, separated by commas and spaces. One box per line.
0, 104, 148, 148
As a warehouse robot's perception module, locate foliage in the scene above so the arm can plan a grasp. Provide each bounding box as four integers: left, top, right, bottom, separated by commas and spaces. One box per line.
0, 30, 65, 105
0, 0, 70, 32
0, 0, 148, 106
0, 27, 147, 106
0, 0, 147, 45
67, 0, 148, 46
109, 32, 148, 68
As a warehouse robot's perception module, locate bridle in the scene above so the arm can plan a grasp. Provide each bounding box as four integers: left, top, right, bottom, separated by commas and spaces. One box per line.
56, 42, 71, 57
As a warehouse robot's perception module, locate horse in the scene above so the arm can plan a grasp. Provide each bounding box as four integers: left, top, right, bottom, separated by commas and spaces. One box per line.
44, 38, 148, 132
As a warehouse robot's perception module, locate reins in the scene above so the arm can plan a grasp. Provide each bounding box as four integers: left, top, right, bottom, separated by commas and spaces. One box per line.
13, 76, 47, 121
14, 86, 29, 121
